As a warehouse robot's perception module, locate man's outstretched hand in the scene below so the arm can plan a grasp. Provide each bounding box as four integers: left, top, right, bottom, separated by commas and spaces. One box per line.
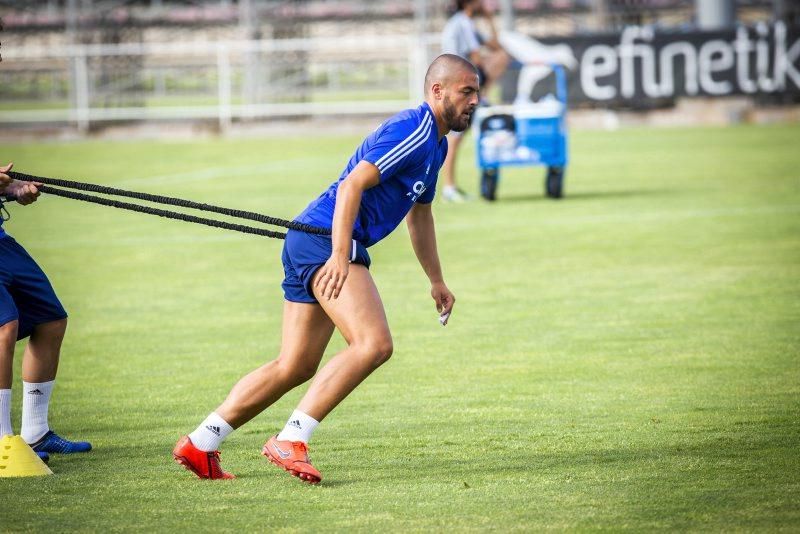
0, 163, 41, 205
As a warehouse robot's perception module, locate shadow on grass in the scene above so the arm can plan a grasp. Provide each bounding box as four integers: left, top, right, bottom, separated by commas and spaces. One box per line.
368, 430, 793, 486
493, 189, 674, 204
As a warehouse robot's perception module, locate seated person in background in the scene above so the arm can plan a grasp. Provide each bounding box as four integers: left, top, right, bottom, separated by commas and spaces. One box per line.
497, 30, 578, 105
440, 0, 510, 203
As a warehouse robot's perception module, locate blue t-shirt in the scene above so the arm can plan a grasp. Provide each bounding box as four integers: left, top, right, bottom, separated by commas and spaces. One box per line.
296, 102, 447, 247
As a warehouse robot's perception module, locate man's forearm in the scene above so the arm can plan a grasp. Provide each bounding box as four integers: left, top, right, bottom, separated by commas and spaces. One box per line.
331, 179, 362, 259
408, 208, 444, 284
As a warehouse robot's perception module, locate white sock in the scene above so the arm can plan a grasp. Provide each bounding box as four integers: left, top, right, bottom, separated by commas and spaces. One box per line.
0, 389, 12, 437
21, 380, 54, 444
188, 412, 234, 452
276, 409, 319, 444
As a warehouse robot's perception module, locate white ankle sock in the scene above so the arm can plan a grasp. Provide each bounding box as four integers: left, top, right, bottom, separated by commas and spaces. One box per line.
276, 409, 319, 443
188, 412, 234, 452
21, 380, 54, 444
0, 389, 12, 437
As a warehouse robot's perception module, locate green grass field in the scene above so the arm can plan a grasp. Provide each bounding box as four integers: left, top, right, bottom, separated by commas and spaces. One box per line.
1, 123, 798, 531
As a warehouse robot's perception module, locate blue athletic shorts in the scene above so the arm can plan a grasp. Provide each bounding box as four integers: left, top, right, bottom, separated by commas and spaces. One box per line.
281, 229, 371, 303
0, 236, 68, 340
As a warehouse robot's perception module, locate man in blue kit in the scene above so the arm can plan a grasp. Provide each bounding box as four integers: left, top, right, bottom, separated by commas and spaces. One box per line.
173, 54, 480, 483
0, 164, 92, 463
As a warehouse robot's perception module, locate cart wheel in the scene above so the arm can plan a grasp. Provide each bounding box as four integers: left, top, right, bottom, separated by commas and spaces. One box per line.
480, 168, 499, 201
546, 167, 564, 199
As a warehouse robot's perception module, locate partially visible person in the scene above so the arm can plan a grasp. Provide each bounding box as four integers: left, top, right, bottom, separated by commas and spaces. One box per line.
440, 0, 510, 202
0, 163, 92, 463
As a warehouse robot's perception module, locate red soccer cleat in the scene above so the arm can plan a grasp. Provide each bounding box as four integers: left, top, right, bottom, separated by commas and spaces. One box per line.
172, 435, 235, 480
261, 435, 322, 484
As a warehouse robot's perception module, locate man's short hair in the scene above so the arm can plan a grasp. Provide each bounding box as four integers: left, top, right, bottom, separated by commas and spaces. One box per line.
424, 54, 479, 93
456, 0, 474, 12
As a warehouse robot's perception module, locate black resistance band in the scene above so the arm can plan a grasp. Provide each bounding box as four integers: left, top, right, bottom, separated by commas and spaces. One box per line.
4, 171, 330, 240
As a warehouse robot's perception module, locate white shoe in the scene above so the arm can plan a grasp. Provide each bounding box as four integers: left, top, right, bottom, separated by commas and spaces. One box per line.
441, 186, 469, 203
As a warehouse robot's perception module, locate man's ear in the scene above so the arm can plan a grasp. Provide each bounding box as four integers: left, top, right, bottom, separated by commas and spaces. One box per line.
431, 82, 444, 100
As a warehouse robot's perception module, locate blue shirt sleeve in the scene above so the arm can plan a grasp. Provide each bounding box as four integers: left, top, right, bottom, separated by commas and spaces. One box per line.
362, 114, 435, 182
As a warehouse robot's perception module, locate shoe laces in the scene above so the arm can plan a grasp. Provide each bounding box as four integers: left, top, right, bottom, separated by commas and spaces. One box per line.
47, 435, 69, 453
292, 441, 311, 461
36, 432, 69, 453
207, 450, 225, 477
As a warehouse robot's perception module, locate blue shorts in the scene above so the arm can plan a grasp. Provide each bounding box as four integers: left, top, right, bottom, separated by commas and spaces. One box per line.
281, 229, 371, 303
0, 236, 68, 340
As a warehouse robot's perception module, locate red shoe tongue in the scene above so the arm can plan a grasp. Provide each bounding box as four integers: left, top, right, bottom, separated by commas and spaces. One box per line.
294, 443, 310, 460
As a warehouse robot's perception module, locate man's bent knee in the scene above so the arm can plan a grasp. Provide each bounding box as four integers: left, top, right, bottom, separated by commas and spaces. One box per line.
31, 317, 67, 346
0, 320, 19, 344
31, 317, 68, 340
47, 317, 68, 335
374, 341, 393, 368
356, 338, 393, 369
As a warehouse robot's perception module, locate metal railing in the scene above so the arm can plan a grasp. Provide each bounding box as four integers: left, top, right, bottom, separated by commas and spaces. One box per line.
0, 34, 441, 132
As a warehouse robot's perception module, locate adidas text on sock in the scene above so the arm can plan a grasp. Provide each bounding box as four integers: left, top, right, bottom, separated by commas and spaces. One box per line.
276, 409, 319, 444
188, 412, 234, 452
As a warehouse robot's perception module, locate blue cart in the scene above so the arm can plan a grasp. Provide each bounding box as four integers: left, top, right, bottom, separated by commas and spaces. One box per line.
474, 64, 568, 200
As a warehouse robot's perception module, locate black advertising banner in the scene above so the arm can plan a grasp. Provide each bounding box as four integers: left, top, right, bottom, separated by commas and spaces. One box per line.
508, 22, 800, 107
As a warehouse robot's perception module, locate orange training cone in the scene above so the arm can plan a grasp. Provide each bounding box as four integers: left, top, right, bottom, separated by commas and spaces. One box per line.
0, 435, 53, 477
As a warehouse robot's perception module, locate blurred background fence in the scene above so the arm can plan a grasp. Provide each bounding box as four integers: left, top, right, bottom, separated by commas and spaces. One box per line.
1, 35, 425, 132
1, 0, 797, 134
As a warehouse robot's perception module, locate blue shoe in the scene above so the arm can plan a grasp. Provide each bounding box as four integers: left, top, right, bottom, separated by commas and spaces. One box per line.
36, 451, 50, 464
30, 430, 92, 454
